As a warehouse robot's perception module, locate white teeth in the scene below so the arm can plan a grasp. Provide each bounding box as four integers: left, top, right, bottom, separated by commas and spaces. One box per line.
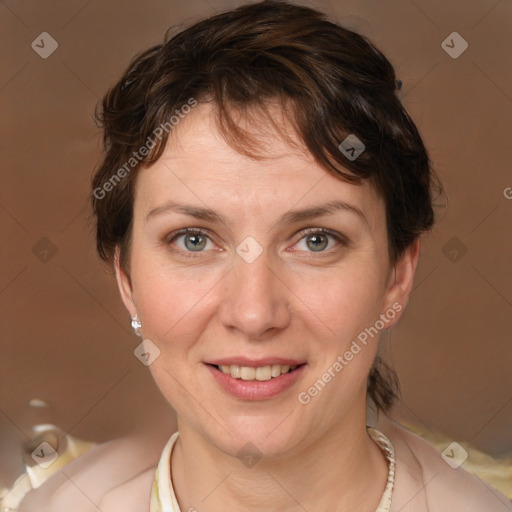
271, 364, 282, 377
240, 367, 256, 380
230, 365, 241, 379
218, 364, 298, 380
255, 366, 272, 381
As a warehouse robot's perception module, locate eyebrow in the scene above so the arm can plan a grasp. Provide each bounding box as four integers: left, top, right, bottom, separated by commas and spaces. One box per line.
145, 200, 368, 227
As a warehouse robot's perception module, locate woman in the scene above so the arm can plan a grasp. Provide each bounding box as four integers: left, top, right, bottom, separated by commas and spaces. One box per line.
19, 1, 511, 511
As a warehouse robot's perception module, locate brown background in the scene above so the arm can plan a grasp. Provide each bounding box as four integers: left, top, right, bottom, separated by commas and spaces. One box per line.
1, 0, 511, 489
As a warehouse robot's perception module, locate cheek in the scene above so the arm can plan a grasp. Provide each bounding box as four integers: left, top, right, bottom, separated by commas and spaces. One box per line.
295, 260, 386, 342
296, 267, 385, 417
132, 268, 218, 409
136, 273, 209, 342
130, 248, 225, 370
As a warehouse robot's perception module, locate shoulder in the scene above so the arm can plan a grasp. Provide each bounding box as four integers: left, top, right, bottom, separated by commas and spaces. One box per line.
98, 467, 156, 512
376, 415, 512, 512
19, 433, 164, 512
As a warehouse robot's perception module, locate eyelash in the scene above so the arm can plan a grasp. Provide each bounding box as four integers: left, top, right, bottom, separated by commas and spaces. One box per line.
166, 227, 348, 258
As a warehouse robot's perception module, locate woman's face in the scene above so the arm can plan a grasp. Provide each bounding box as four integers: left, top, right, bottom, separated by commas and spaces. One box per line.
116, 103, 418, 458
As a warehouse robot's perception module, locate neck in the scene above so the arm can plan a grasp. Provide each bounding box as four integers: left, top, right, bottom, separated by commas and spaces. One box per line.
171, 396, 389, 512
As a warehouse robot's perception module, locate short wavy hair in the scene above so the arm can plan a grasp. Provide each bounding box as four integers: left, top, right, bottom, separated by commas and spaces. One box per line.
91, 0, 439, 415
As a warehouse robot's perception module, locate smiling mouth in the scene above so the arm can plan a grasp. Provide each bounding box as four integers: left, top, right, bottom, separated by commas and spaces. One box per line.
208, 363, 306, 381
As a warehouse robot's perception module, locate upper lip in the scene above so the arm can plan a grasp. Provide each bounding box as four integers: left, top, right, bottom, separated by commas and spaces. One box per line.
206, 357, 306, 367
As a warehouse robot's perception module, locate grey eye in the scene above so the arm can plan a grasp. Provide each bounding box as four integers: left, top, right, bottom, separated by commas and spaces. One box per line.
183, 233, 208, 251
306, 234, 329, 252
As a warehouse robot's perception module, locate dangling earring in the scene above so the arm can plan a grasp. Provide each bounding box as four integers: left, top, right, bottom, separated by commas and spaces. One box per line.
131, 315, 142, 337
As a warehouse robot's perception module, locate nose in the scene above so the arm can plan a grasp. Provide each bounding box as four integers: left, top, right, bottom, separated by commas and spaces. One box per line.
218, 250, 292, 341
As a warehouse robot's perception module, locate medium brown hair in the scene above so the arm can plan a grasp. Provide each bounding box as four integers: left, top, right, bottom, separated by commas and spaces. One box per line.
92, 0, 439, 414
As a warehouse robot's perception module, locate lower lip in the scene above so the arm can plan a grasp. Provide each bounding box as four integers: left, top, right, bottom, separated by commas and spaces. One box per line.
205, 364, 307, 400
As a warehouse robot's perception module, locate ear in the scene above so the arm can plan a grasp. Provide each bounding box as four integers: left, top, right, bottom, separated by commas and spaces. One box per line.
114, 247, 137, 318
382, 238, 421, 328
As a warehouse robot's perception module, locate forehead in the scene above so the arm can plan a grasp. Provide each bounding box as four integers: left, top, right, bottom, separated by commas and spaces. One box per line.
134, 103, 385, 226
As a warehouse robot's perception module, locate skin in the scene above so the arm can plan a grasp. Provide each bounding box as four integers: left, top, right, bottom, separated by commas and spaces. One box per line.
115, 103, 420, 512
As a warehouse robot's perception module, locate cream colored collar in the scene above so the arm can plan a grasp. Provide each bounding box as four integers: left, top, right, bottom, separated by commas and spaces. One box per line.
150, 426, 395, 512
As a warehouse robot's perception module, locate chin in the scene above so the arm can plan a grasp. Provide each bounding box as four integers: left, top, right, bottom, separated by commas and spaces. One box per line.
203, 414, 308, 461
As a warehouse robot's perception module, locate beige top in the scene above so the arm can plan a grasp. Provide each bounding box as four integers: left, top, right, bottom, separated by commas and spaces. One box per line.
17, 416, 512, 511
149, 426, 396, 512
